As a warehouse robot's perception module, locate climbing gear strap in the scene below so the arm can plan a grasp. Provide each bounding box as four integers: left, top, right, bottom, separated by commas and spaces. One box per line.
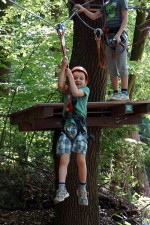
94, 28, 107, 69
66, 94, 74, 112
103, 28, 126, 58
55, 23, 67, 58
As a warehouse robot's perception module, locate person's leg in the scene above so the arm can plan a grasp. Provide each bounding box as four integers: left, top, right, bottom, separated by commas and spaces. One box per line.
76, 153, 87, 184
58, 153, 70, 183
54, 154, 70, 204
109, 47, 129, 100
121, 75, 128, 90
76, 153, 88, 206
121, 75, 129, 97
111, 76, 119, 91
116, 32, 129, 100
73, 132, 88, 205
105, 44, 120, 100
54, 130, 72, 204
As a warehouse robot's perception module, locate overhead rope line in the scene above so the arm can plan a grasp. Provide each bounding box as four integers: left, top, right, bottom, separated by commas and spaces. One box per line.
128, 5, 150, 13
8, 0, 53, 26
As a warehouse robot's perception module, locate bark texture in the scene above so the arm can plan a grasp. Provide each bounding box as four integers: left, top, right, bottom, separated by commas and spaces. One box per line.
130, 10, 148, 61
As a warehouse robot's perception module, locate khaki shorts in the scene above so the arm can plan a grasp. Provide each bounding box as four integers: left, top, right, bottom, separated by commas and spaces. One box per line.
105, 31, 129, 77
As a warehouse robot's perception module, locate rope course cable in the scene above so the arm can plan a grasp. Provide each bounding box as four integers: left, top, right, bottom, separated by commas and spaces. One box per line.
128, 5, 150, 13
8, 0, 53, 26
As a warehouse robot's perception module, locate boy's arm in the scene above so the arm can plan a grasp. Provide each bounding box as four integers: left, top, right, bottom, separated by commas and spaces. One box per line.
75, 4, 102, 20
65, 69, 85, 97
115, 8, 128, 44
58, 57, 69, 93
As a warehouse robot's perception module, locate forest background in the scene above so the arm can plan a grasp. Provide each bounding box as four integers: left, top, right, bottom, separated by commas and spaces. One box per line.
0, 0, 150, 224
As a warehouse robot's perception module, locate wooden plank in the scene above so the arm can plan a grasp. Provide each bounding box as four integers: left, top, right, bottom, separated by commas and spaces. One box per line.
9, 101, 150, 116
10, 107, 53, 125
110, 102, 150, 116
9, 101, 150, 129
133, 103, 150, 115
87, 115, 142, 126
111, 104, 133, 115
19, 122, 33, 132
17, 115, 142, 131
10, 103, 63, 116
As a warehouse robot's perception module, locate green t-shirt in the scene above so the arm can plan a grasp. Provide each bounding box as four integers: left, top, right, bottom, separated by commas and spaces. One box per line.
62, 86, 90, 126
104, 0, 128, 29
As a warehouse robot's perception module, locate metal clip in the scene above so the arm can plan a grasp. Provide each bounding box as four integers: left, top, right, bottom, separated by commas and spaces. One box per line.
72, 7, 78, 14
55, 23, 66, 36
94, 28, 103, 40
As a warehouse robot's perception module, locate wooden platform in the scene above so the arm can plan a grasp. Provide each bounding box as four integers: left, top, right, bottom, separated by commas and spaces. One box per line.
9, 101, 150, 131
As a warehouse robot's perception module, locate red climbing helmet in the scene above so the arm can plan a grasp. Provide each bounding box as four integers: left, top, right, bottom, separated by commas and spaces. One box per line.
71, 66, 88, 84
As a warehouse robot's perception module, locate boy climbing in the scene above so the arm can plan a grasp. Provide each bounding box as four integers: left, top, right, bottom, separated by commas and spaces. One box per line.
54, 56, 90, 206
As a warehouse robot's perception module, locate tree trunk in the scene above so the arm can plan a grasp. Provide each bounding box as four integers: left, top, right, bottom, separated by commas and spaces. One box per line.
54, 1, 107, 224
130, 9, 147, 61
128, 73, 136, 100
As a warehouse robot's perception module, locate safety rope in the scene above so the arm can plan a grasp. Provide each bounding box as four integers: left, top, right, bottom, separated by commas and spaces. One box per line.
94, 28, 107, 68
55, 23, 67, 58
128, 31, 150, 48
128, 5, 150, 13
8, 0, 53, 26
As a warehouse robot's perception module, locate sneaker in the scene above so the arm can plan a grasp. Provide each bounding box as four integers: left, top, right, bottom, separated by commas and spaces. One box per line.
54, 188, 69, 204
77, 189, 88, 206
109, 93, 120, 101
110, 92, 130, 101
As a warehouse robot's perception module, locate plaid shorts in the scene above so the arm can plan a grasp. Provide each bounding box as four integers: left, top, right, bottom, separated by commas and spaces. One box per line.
56, 124, 88, 155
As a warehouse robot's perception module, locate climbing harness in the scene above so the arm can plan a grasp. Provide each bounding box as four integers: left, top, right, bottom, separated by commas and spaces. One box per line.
61, 111, 87, 143
103, 28, 127, 59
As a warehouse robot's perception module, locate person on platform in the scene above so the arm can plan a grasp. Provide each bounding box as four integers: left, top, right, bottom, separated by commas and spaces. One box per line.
75, 0, 129, 101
